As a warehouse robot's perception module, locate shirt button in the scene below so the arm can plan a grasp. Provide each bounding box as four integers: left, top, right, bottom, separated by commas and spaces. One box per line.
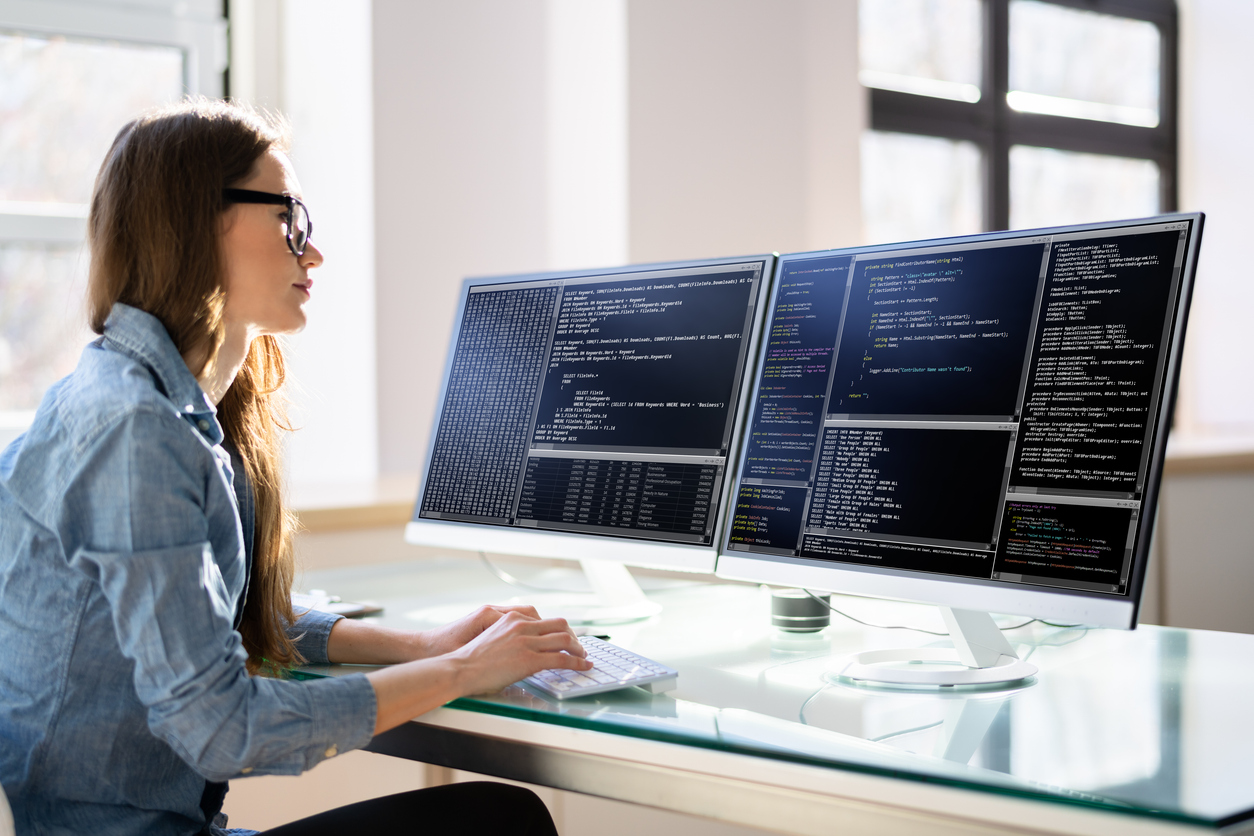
184, 404, 195, 413
198, 419, 210, 431
240, 767, 253, 774
324, 745, 338, 759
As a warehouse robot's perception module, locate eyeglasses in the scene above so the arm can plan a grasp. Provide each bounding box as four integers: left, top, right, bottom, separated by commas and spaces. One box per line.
222, 188, 314, 256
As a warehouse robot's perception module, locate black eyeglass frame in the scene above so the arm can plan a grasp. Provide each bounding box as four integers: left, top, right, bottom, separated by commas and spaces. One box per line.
222, 188, 314, 256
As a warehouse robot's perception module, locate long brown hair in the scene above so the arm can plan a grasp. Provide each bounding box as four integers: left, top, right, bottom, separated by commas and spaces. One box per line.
87, 98, 301, 675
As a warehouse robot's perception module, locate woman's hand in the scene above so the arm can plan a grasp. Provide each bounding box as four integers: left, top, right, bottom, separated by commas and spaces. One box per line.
326, 604, 546, 665
447, 610, 591, 696
363, 607, 591, 734
421, 604, 552, 657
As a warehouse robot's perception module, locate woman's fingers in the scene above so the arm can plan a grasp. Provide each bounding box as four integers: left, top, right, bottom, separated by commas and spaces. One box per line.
448, 610, 594, 694
468, 606, 579, 642
528, 630, 587, 656
490, 611, 574, 637
458, 606, 504, 631
539, 650, 594, 671
489, 603, 542, 620
529, 615, 578, 637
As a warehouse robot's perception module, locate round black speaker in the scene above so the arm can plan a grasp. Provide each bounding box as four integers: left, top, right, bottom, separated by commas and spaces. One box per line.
770, 588, 830, 633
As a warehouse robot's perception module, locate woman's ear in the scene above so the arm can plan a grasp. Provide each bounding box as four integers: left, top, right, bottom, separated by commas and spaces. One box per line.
218, 202, 240, 236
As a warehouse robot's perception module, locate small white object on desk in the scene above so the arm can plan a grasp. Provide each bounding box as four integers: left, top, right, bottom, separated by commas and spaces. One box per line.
522, 637, 677, 700
292, 590, 383, 618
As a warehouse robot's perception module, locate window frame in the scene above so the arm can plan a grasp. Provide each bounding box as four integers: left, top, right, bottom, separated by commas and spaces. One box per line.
0, 0, 226, 245
867, 0, 1178, 231
0, 0, 225, 437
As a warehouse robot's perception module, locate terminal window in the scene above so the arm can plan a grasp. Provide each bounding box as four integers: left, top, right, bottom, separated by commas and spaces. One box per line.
421, 262, 764, 546
728, 221, 1189, 596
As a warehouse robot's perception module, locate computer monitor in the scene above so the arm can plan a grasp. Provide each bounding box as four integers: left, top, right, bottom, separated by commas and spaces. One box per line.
717, 214, 1203, 686
406, 255, 773, 621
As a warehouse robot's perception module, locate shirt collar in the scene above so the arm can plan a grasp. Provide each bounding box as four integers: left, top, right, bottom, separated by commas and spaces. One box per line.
101, 303, 224, 445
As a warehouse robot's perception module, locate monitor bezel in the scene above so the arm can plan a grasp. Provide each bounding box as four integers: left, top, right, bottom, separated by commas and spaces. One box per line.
716, 214, 1204, 627
407, 254, 777, 574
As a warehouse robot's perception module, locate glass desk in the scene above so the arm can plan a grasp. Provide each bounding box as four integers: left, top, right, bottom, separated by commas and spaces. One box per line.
299, 555, 1254, 835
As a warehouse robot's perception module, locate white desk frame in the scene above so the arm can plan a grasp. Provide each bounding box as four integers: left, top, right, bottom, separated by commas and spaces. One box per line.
367, 706, 1251, 836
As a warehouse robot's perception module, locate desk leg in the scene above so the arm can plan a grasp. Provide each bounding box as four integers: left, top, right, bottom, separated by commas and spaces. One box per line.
424, 763, 454, 787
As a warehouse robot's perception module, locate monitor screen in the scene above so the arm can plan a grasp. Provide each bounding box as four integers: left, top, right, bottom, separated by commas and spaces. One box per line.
410, 256, 772, 570
719, 216, 1202, 626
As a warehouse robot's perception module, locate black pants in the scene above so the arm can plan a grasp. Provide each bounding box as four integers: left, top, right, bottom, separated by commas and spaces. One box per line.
260, 782, 558, 835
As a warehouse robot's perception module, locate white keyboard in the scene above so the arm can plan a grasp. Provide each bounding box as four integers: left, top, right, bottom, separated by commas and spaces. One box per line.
522, 637, 678, 700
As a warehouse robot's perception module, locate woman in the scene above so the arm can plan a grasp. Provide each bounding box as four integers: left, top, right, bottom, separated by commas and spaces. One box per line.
0, 99, 592, 835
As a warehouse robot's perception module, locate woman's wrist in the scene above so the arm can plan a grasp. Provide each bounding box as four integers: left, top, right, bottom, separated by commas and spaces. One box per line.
401, 628, 434, 662
366, 654, 468, 735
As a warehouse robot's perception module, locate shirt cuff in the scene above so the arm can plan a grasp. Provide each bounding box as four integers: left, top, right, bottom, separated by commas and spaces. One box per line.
305, 672, 378, 766
288, 607, 343, 665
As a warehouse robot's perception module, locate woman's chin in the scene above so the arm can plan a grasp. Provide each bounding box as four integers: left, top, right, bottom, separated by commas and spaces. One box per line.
260, 311, 307, 337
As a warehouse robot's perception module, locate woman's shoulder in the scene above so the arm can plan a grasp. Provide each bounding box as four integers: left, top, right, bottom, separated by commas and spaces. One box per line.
4, 341, 216, 511
52, 339, 199, 444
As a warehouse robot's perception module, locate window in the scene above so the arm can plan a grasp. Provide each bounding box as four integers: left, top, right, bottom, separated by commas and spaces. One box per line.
0, 1, 225, 449
859, 0, 1177, 243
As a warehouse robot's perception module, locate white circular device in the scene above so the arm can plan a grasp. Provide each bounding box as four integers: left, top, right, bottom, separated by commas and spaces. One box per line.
836, 647, 1038, 688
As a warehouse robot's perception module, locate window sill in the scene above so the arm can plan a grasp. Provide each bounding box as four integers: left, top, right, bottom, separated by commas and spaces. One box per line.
291, 474, 418, 533
289, 441, 1254, 535
1163, 436, 1254, 476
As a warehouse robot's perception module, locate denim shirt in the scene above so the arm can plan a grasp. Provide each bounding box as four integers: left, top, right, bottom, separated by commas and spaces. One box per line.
0, 304, 377, 835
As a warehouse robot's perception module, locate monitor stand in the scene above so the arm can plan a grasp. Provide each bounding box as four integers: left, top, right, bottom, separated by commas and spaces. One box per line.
931, 691, 1015, 763
834, 608, 1038, 688
507, 558, 662, 625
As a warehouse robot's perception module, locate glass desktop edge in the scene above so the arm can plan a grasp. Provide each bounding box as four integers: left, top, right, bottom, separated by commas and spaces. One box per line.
291, 665, 1222, 826
432, 693, 1220, 828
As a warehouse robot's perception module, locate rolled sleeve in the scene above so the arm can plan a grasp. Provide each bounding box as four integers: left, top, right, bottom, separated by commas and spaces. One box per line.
229, 671, 377, 778
288, 607, 343, 665
301, 672, 378, 768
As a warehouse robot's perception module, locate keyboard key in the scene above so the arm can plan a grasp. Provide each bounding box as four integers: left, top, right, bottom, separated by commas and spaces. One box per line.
521, 638, 678, 700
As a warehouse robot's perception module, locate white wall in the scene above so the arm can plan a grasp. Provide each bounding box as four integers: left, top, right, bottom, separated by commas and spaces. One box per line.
546, 0, 629, 271
1176, 0, 1254, 436
1157, 470, 1254, 634
282, 0, 378, 488
373, 0, 551, 475
373, 0, 864, 475
627, 0, 863, 264
230, 0, 379, 491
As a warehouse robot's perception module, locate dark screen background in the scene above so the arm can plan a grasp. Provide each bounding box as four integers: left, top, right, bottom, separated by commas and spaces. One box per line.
829, 244, 1044, 417
532, 271, 757, 451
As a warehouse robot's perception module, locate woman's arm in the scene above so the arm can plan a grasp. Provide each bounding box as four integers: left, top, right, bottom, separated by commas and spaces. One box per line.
324, 603, 561, 665
324, 617, 425, 665
363, 609, 591, 735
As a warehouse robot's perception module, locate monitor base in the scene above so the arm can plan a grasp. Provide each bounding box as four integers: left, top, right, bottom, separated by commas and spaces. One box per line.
835, 647, 1038, 688
832, 608, 1038, 689
507, 558, 662, 625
